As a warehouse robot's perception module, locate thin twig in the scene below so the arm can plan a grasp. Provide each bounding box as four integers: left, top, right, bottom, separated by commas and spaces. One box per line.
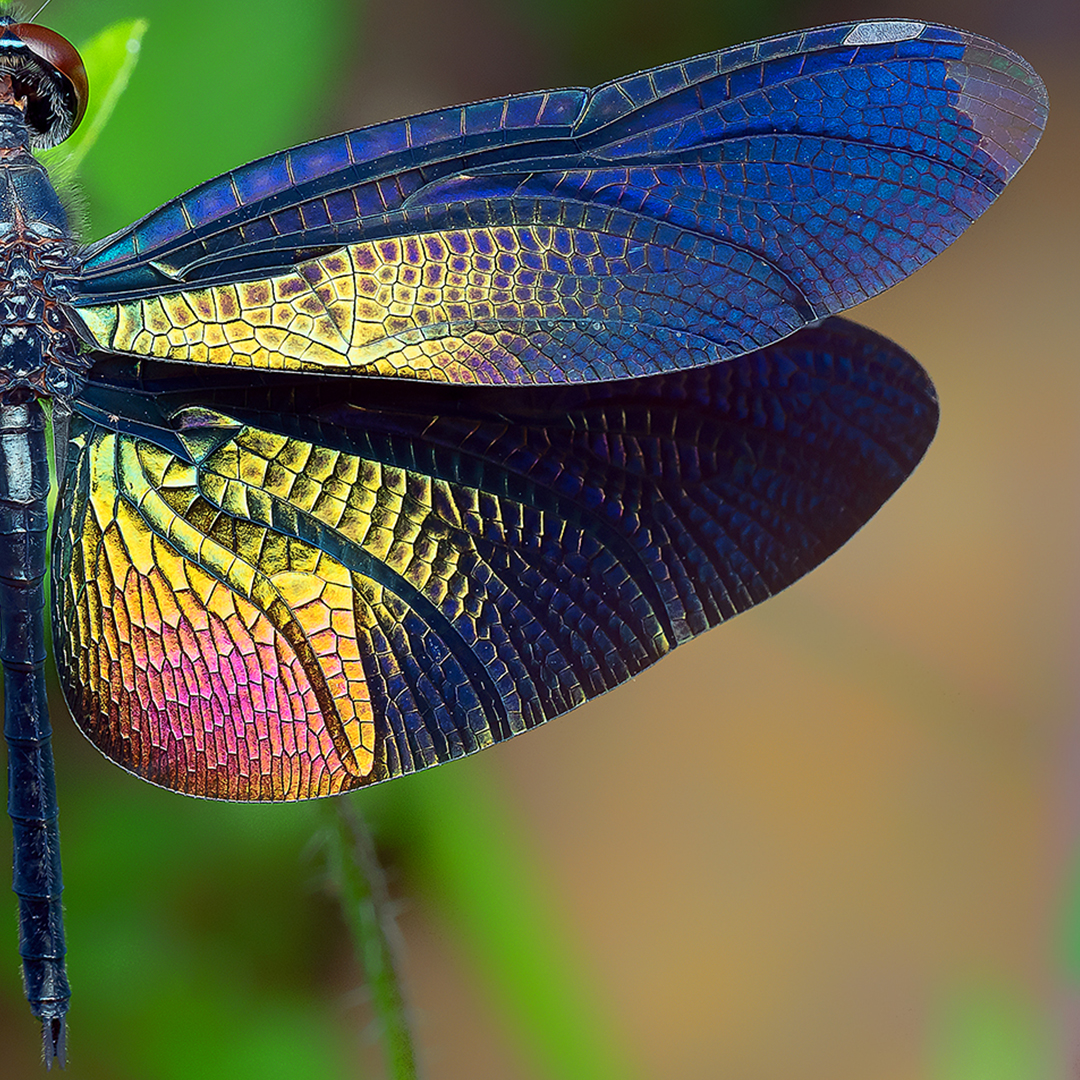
322, 797, 419, 1080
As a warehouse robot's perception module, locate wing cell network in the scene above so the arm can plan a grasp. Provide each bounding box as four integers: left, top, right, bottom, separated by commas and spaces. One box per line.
63, 20, 1047, 385
53, 318, 938, 799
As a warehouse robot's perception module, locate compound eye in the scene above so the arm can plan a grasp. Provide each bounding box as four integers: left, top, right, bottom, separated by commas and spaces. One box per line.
5, 23, 88, 145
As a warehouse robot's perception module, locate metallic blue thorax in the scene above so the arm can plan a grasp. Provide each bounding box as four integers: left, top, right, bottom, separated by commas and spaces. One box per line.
0, 104, 80, 401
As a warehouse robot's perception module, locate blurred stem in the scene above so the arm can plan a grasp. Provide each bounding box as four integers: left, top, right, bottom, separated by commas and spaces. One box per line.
362, 763, 643, 1080
322, 798, 418, 1080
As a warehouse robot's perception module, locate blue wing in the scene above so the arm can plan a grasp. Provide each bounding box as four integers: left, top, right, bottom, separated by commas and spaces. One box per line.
62, 19, 1046, 383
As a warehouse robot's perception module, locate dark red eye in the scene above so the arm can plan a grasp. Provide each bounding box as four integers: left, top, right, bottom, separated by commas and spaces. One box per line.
3, 22, 87, 145
10, 23, 88, 130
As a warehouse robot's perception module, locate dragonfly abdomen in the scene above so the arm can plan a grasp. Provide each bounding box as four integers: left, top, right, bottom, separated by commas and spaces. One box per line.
0, 400, 67, 1066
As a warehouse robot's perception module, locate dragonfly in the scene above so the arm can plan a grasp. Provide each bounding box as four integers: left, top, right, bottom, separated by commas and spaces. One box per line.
0, 10, 1045, 1066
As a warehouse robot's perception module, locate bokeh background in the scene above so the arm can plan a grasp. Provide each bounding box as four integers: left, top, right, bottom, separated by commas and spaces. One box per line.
0, 0, 1075, 1077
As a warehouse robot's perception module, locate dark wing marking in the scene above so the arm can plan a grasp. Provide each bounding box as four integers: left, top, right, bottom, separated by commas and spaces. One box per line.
52, 318, 937, 799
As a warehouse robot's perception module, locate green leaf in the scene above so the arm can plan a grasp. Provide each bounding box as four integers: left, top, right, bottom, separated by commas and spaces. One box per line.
54, 0, 351, 237
40, 18, 148, 177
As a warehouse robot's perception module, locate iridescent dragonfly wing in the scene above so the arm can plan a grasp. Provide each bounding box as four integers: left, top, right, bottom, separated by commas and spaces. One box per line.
62, 21, 1046, 385
53, 318, 937, 798
0, 13, 1047, 1061
51, 18, 1044, 799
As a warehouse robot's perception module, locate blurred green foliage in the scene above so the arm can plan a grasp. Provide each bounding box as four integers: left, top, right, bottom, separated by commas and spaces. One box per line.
931, 986, 1051, 1080
45, 0, 353, 237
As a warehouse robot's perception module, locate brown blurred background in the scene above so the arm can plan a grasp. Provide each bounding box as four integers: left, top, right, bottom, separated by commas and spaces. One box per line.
338, 2, 1079, 1078
2, 1, 1076, 1078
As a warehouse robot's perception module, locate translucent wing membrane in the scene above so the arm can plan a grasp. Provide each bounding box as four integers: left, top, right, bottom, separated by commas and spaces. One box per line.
63, 20, 1046, 385
53, 319, 937, 799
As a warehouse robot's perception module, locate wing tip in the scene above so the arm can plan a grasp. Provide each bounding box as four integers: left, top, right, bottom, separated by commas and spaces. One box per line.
950, 32, 1049, 183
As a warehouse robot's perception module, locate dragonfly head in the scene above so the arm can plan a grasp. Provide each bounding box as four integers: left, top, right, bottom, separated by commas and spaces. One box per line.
0, 17, 86, 148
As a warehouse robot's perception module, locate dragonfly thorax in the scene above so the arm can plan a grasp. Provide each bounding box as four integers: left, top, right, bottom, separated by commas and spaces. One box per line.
0, 105, 83, 401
